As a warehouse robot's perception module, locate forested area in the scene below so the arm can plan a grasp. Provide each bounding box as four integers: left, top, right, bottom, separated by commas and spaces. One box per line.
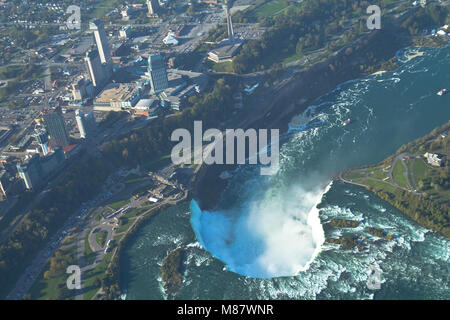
368, 122, 450, 238
0, 157, 111, 297
0, 77, 236, 298
401, 4, 448, 35
0, 63, 41, 103
369, 187, 449, 238
0, 0, 448, 298
231, 1, 448, 74
101, 78, 236, 168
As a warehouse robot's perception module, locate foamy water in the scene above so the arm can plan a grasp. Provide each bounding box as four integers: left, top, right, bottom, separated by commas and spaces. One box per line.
121, 44, 450, 299
190, 182, 332, 278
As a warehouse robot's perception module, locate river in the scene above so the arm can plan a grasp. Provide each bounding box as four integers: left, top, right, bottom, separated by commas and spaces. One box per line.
120, 45, 450, 299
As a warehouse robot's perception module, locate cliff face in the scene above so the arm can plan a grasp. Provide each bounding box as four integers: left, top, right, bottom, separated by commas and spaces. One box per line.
195, 27, 411, 210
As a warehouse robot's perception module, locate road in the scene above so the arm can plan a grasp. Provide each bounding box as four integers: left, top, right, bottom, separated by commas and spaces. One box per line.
338, 152, 424, 197
5, 174, 125, 300
3, 110, 160, 299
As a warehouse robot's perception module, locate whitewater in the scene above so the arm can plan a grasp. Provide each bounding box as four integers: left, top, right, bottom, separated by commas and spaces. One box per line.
189, 181, 332, 278
120, 44, 450, 299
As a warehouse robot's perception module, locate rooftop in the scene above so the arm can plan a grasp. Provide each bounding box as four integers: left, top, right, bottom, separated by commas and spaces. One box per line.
208, 40, 243, 62
135, 98, 158, 110
162, 69, 208, 98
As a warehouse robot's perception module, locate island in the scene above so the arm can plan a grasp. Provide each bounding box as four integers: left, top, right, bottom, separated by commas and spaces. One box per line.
161, 248, 185, 296
339, 121, 450, 238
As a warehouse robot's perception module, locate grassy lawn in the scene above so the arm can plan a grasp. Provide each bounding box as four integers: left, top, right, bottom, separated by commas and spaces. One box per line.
117, 217, 136, 233
123, 207, 149, 219
122, 173, 147, 185
84, 0, 122, 21
346, 171, 367, 180
360, 178, 398, 194
131, 184, 153, 197
212, 61, 234, 73
114, 234, 124, 242
108, 199, 130, 211
413, 158, 429, 182
369, 169, 389, 180
82, 252, 114, 300
283, 52, 302, 64
95, 230, 108, 248
28, 245, 78, 300
253, 0, 290, 18
257, 46, 297, 70
392, 160, 408, 189
0, 65, 26, 80
94, 207, 112, 221
143, 154, 172, 171
84, 232, 96, 265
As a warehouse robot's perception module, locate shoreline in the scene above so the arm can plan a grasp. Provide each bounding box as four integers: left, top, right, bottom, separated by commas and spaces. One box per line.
101, 193, 191, 299
111, 32, 448, 300
336, 174, 449, 239
195, 27, 413, 211
336, 120, 450, 239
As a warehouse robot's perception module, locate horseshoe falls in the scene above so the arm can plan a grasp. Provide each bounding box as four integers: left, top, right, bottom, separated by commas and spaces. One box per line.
120, 45, 450, 300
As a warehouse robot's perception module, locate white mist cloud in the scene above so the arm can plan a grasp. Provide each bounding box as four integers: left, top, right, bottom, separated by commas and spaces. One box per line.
248, 185, 327, 277
190, 182, 330, 279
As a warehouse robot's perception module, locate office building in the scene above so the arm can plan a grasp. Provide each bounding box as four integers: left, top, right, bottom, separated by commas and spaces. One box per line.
43, 108, 70, 148
89, 19, 113, 85
16, 148, 65, 190
90, 19, 111, 65
85, 49, 108, 88
75, 109, 96, 139
148, 54, 169, 94
147, 0, 160, 16
0, 167, 19, 200
40, 147, 65, 175
133, 98, 160, 117
72, 77, 93, 101
17, 154, 42, 190
34, 130, 49, 156
207, 42, 242, 63
159, 69, 208, 110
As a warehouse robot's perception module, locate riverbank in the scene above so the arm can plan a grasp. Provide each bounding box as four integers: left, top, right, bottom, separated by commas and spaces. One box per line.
195, 25, 414, 210
97, 184, 190, 299
337, 121, 450, 238
118, 38, 450, 300
101, 201, 184, 299
115, 13, 450, 299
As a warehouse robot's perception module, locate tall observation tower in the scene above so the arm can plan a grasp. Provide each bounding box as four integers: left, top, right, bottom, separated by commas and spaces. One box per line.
223, 1, 234, 43
207, 1, 242, 63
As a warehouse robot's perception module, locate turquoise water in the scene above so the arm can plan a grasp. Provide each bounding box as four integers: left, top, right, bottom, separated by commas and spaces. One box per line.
120, 45, 450, 299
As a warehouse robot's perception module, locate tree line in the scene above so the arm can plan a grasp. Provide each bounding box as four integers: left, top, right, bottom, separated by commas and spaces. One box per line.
101, 78, 237, 168
0, 77, 237, 299
231, 0, 448, 74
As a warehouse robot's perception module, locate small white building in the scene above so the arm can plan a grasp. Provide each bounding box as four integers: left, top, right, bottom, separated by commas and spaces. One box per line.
119, 25, 132, 39
163, 32, 179, 46
424, 152, 442, 167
